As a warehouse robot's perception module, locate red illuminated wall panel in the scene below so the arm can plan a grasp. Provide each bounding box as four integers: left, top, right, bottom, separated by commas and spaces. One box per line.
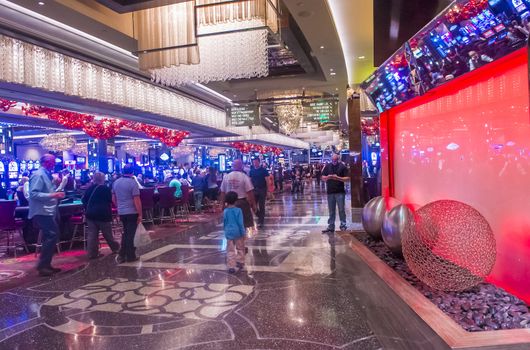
387, 49, 530, 302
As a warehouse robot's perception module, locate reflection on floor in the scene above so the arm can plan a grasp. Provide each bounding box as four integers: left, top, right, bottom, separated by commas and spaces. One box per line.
0, 187, 383, 349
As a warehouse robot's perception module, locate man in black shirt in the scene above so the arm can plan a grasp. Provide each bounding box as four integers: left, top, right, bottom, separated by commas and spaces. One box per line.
249, 158, 270, 228
321, 154, 349, 233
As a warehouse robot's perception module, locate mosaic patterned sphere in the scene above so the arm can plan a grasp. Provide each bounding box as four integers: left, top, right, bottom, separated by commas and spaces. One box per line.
402, 200, 496, 291
362, 196, 400, 239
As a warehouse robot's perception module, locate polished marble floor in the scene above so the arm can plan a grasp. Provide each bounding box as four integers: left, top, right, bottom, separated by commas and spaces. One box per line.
0, 186, 385, 350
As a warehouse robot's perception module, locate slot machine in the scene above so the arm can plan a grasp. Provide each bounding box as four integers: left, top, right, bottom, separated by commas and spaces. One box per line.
7, 160, 19, 188
34, 160, 40, 169
19, 160, 27, 176
0, 161, 6, 189
218, 154, 227, 172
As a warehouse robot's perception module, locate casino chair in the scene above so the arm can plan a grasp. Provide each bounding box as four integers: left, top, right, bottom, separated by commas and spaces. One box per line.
0, 200, 29, 257
158, 186, 177, 224
175, 185, 190, 221
68, 213, 87, 251
140, 188, 155, 225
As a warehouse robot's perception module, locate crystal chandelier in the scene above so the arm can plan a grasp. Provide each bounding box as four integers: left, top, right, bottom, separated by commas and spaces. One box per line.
171, 145, 194, 158
39, 133, 76, 153
123, 141, 149, 158
71, 143, 88, 156
208, 147, 225, 157
135, 0, 278, 86
276, 102, 303, 135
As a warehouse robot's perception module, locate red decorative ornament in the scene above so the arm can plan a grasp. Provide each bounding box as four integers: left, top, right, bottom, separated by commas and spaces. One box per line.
445, 0, 488, 24
361, 117, 380, 136
230, 142, 283, 155
0, 99, 16, 112
82, 118, 122, 140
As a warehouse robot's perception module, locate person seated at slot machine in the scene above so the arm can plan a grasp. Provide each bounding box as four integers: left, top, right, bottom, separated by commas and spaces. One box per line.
15, 176, 29, 206
511, 20, 529, 38
61, 169, 76, 193
468, 51, 493, 71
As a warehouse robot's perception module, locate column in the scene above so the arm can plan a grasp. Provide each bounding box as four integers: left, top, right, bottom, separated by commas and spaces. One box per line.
348, 96, 362, 208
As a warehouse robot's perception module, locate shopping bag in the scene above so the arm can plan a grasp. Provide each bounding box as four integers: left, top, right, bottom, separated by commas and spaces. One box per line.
134, 223, 152, 247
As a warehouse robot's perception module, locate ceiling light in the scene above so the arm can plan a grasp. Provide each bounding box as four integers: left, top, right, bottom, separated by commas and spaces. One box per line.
358, 56, 366, 60
38, 2, 45, 5
330, 72, 337, 76
320, 46, 325, 49
330, 68, 334, 71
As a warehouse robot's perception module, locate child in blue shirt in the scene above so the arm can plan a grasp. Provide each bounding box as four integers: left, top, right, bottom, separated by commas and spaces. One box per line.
223, 191, 246, 273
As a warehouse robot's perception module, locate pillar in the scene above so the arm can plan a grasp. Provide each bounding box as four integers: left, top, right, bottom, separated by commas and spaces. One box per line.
97, 139, 109, 174
348, 96, 362, 208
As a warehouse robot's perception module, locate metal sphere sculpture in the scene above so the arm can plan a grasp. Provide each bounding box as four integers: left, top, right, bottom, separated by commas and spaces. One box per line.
362, 196, 400, 239
402, 200, 496, 291
382, 204, 417, 255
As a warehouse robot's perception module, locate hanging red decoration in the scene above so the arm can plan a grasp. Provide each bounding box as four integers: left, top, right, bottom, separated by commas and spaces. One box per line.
230, 142, 283, 155
361, 117, 380, 136
82, 118, 122, 140
0, 99, 16, 112
445, 0, 488, 24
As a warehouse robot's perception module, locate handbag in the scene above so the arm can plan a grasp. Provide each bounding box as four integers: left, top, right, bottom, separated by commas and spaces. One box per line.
134, 223, 152, 247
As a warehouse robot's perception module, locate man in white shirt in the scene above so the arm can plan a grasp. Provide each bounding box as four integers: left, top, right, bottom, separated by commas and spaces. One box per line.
219, 159, 256, 228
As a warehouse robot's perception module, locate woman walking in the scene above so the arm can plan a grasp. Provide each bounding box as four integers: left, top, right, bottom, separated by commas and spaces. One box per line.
82, 172, 119, 259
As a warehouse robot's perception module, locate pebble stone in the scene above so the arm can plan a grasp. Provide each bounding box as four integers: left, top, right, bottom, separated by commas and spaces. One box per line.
355, 232, 530, 332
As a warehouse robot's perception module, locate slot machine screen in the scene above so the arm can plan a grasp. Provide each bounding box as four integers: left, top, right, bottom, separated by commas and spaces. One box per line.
219, 154, 226, 172
34, 161, 40, 169
8, 161, 18, 180
75, 169, 81, 180
107, 158, 114, 173
494, 24, 505, 32
20, 161, 27, 173
483, 29, 495, 38
0, 162, 4, 176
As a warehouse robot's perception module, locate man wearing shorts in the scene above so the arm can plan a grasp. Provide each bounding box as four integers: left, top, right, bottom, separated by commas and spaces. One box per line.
219, 159, 256, 229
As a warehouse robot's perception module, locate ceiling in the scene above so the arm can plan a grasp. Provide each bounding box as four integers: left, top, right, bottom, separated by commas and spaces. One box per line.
327, 0, 376, 85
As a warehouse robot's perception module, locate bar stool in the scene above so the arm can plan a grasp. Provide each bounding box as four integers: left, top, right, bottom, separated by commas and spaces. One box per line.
69, 214, 87, 250
140, 188, 155, 225
176, 185, 191, 221
0, 200, 29, 257
158, 187, 176, 224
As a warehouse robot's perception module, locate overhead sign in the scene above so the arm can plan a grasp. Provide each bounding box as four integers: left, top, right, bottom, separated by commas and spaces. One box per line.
226, 104, 260, 127
302, 100, 339, 124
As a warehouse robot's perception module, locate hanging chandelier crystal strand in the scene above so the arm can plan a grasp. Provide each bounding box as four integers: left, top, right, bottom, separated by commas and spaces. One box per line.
0, 35, 226, 130
152, 23, 269, 86
39, 133, 76, 153
275, 102, 303, 135
135, 1, 199, 71
123, 141, 149, 158
135, 0, 277, 86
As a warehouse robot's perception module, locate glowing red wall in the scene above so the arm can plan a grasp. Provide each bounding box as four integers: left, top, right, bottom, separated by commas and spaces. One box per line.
384, 49, 530, 302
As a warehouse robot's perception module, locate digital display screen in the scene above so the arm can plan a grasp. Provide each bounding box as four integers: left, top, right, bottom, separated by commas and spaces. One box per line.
219, 154, 226, 172
76, 156, 86, 163
362, 0, 530, 112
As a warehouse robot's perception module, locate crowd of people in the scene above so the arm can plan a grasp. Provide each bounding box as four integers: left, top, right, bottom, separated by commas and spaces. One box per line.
25, 153, 350, 276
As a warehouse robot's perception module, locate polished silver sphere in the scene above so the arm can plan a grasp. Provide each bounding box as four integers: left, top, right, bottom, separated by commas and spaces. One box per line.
382, 204, 417, 255
362, 196, 400, 239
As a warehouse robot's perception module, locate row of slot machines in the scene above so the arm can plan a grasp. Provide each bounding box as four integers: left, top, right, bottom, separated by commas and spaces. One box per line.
0, 160, 41, 189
